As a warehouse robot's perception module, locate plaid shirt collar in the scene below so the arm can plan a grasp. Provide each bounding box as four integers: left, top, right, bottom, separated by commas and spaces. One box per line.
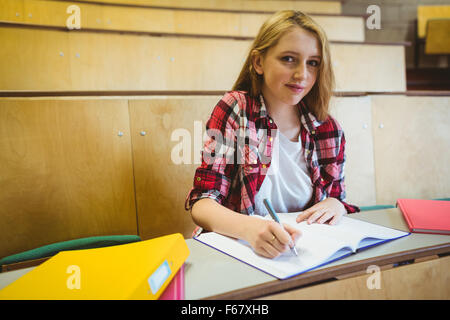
254, 94, 324, 133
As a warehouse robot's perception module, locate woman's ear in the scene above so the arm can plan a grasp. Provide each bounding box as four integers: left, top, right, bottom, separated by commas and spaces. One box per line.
251, 50, 264, 75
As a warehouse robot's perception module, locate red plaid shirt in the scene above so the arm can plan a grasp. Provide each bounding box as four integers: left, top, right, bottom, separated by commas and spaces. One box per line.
185, 91, 359, 217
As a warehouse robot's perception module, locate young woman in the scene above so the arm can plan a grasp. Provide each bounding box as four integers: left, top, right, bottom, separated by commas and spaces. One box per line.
185, 10, 359, 259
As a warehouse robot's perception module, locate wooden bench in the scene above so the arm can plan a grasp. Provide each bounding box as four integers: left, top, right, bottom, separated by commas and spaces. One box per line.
73, 0, 343, 14
425, 18, 450, 55
0, 25, 406, 92
415, 5, 450, 66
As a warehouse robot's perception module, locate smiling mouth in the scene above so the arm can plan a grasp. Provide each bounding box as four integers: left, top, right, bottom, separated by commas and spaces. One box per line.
285, 84, 305, 93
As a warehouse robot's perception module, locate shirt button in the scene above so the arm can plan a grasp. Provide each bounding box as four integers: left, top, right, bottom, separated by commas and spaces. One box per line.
269, 137, 273, 142
311, 130, 316, 135
196, 177, 201, 182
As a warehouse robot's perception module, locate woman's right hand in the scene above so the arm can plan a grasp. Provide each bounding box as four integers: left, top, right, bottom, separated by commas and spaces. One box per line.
191, 198, 301, 259
244, 217, 302, 259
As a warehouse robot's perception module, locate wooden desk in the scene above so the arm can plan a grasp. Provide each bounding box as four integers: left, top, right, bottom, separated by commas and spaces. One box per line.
183, 208, 450, 299
1, 208, 449, 299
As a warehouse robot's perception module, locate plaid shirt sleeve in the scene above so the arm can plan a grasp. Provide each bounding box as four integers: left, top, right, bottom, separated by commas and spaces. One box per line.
302, 109, 360, 214
328, 129, 360, 214
185, 93, 239, 211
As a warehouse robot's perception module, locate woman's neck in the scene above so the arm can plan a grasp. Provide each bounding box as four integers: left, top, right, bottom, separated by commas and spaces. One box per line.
263, 97, 301, 142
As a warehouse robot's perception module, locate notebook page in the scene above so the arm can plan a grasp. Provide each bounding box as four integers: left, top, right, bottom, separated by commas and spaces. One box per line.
348, 218, 410, 250
264, 212, 365, 252
278, 212, 409, 251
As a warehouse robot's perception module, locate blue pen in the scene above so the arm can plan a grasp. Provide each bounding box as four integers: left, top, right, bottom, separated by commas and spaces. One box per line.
263, 198, 299, 256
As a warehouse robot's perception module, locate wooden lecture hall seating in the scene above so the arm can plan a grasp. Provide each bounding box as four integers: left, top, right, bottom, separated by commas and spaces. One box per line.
415, 5, 450, 66
408, 5, 449, 103
0, 0, 449, 297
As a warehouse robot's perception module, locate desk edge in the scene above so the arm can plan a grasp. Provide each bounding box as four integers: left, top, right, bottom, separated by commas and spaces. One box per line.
202, 242, 450, 300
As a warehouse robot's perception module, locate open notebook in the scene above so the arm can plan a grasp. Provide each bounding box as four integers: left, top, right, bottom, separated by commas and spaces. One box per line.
195, 213, 410, 279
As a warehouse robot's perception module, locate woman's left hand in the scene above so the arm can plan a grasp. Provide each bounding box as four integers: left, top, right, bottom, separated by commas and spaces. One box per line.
296, 198, 346, 225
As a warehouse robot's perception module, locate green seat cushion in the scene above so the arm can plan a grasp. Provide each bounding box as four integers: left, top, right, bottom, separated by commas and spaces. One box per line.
0, 235, 141, 266
359, 205, 396, 211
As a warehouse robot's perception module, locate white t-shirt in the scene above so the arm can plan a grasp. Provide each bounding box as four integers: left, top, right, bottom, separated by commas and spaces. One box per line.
254, 131, 313, 216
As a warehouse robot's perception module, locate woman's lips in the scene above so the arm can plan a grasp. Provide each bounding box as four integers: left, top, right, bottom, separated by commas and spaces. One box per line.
285, 84, 305, 93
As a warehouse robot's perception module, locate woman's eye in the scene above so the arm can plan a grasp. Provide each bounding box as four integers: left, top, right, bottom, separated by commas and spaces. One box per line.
308, 60, 320, 67
281, 56, 295, 63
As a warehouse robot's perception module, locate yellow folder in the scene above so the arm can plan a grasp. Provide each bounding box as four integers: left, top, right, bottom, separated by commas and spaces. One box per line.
0, 233, 189, 300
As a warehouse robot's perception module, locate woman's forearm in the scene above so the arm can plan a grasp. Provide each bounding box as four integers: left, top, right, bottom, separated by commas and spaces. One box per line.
190, 198, 254, 241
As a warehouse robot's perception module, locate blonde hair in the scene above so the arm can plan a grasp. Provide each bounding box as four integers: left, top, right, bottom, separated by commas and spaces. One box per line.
232, 10, 334, 121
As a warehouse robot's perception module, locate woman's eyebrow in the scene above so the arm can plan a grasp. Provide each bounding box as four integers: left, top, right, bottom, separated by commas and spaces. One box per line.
280, 50, 300, 56
280, 50, 321, 58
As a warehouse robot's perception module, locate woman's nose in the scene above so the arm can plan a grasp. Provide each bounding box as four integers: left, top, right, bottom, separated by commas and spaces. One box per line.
293, 63, 307, 81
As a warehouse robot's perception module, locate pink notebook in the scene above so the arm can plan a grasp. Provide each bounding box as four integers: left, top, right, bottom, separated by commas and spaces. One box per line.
159, 264, 185, 300
397, 199, 450, 235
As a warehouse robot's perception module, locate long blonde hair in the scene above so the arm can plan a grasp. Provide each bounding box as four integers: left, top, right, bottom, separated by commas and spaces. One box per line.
232, 10, 334, 121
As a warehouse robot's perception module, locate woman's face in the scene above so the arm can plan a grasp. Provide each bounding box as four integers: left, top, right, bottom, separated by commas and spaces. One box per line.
253, 26, 321, 110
